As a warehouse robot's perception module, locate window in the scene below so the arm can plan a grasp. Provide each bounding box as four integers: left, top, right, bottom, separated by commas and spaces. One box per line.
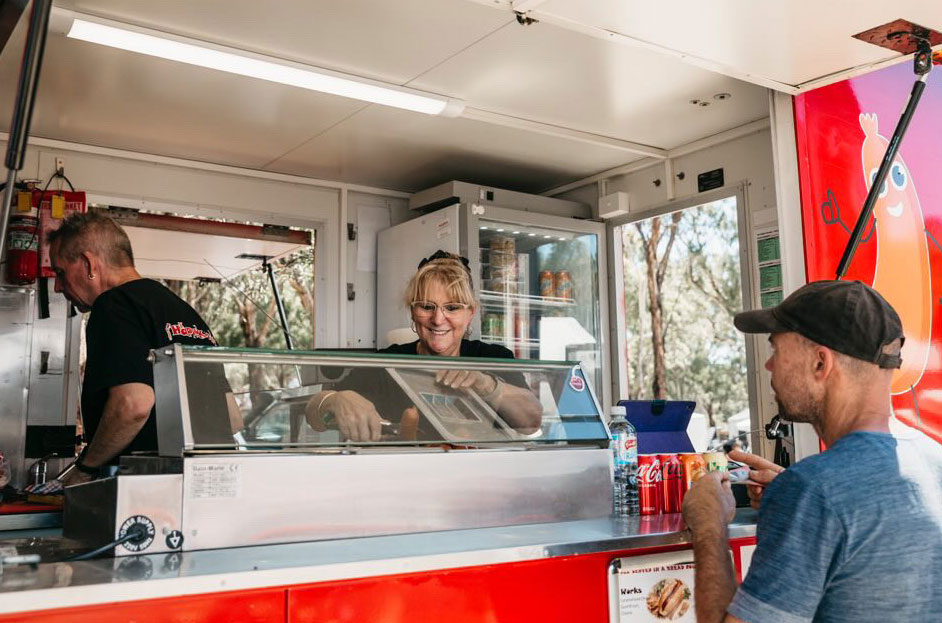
613, 195, 751, 450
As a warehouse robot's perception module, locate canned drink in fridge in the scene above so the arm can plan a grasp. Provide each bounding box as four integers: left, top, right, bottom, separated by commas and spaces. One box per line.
637, 454, 662, 515
703, 451, 729, 473
554, 270, 573, 300
680, 453, 707, 490
659, 454, 685, 514
514, 312, 529, 359
482, 313, 502, 338
539, 270, 555, 298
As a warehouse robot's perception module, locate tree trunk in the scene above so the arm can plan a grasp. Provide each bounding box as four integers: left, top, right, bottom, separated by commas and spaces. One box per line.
637, 212, 682, 400
644, 221, 668, 399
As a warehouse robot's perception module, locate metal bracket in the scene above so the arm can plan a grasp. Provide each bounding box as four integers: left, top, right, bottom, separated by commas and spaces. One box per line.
104, 206, 140, 220
346, 283, 356, 301
347, 223, 357, 241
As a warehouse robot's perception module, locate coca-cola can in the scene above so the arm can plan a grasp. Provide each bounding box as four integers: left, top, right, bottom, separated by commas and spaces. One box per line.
637, 454, 662, 515
659, 453, 684, 514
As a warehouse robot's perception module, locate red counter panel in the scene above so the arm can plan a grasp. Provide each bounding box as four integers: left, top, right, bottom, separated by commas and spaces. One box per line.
288, 544, 694, 623
0, 585, 286, 623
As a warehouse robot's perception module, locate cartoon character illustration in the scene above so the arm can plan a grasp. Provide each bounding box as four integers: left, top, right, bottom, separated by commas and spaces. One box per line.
859, 113, 933, 395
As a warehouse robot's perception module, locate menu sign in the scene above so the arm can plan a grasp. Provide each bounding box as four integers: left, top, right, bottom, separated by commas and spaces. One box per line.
609, 551, 696, 622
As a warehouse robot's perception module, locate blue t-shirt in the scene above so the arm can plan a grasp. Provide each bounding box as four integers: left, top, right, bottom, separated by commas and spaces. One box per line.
729, 429, 942, 623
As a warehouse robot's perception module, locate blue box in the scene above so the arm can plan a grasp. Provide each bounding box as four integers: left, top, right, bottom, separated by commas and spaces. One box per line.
617, 400, 696, 455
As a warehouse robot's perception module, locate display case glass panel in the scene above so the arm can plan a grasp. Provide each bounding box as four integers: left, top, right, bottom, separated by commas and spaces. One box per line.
155, 346, 608, 452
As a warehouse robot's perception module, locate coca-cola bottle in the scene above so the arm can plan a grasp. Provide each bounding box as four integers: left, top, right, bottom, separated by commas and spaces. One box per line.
610, 406, 639, 517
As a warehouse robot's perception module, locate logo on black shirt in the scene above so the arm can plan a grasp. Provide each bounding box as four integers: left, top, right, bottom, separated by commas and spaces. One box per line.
165, 322, 217, 345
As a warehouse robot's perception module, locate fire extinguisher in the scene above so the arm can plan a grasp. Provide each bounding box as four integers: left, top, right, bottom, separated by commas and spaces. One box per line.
5, 206, 39, 285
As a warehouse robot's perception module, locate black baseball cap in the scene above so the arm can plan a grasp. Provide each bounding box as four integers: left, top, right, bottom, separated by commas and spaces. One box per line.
733, 280, 904, 368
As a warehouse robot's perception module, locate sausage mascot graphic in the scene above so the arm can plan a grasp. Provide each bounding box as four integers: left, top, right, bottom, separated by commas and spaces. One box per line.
859, 113, 933, 395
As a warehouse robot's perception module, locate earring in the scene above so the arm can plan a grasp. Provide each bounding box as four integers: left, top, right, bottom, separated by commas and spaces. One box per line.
87, 273, 95, 280
411, 321, 417, 333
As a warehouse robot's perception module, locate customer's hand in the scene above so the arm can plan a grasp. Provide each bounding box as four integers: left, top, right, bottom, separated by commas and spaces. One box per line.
728, 449, 785, 510
306, 390, 384, 442
682, 471, 736, 538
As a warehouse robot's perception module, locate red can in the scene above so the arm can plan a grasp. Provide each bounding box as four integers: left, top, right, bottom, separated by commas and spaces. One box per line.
659, 453, 685, 514
637, 454, 662, 515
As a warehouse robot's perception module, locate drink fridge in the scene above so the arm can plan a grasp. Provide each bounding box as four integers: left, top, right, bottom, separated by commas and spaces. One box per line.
377, 198, 610, 405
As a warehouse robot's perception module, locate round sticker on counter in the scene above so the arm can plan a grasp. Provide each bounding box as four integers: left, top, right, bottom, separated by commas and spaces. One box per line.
166, 530, 184, 550
569, 374, 585, 392
119, 515, 156, 553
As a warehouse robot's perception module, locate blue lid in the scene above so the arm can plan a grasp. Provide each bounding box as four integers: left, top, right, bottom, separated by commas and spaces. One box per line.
617, 399, 696, 454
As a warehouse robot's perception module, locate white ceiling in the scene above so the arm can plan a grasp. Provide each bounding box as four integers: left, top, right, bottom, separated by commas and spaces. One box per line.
0, 0, 937, 194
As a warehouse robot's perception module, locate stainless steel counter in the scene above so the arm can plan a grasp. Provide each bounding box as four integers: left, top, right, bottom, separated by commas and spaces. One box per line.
0, 509, 757, 615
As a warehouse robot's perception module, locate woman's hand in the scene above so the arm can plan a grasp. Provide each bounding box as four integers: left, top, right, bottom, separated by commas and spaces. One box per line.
305, 390, 385, 442
727, 449, 785, 510
434, 369, 497, 395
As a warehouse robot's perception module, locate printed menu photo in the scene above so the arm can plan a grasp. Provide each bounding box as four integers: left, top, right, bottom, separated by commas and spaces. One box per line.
608, 551, 697, 622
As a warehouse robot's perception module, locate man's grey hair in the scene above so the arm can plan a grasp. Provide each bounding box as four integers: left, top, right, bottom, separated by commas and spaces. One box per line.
796, 333, 902, 376
46, 212, 134, 267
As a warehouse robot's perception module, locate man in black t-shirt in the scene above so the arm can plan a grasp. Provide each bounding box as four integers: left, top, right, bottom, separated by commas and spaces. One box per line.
49, 213, 225, 485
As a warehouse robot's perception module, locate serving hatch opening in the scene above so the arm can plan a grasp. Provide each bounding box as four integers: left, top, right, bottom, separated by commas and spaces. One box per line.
99, 208, 311, 282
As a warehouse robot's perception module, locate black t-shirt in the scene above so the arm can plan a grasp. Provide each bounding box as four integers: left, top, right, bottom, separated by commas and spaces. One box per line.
334, 339, 527, 428
381, 339, 514, 359
82, 278, 226, 459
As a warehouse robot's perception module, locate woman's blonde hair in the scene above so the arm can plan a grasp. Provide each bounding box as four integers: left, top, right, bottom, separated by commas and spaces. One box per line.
403, 252, 476, 309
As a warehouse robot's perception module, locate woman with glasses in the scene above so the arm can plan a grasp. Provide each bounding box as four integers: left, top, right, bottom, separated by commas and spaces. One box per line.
305, 251, 542, 441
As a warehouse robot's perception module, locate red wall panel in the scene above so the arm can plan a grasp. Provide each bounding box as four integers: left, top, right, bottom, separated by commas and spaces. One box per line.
794, 64, 942, 443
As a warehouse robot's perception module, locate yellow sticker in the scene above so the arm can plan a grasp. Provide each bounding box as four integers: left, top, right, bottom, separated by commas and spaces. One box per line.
51, 194, 65, 219
17, 192, 31, 213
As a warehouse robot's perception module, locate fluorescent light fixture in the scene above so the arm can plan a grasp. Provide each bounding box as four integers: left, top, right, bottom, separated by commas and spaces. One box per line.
53, 9, 464, 117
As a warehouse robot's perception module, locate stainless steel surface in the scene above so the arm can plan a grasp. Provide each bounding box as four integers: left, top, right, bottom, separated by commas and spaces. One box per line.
0, 511, 758, 613
25, 292, 72, 426
152, 345, 192, 457
180, 448, 611, 551
26, 457, 46, 486
0, 286, 32, 487
63, 474, 183, 557
0, 512, 60, 532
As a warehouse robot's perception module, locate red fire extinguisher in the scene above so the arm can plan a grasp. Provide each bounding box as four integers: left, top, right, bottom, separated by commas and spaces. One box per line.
5, 199, 39, 285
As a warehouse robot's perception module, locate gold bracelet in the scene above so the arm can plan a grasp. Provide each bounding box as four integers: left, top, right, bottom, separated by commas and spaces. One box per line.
480, 374, 505, 406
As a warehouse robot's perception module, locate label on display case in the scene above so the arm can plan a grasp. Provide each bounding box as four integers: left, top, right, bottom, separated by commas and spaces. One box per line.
608, 551, 696, 622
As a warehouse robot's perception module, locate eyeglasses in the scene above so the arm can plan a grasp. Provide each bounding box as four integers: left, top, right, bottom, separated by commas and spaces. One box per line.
411, 301, 472, 317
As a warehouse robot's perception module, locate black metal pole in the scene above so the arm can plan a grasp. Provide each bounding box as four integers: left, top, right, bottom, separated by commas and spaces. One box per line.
263, 259, 294, 350
1, 0, 53, 250
835, 73, 928, 278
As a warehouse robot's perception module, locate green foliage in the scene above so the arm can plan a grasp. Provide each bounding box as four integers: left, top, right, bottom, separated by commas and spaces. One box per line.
161, 245, 315, 393
620, 197, 748, 427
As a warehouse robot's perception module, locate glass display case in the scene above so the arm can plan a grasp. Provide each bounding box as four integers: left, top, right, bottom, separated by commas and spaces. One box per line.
65, 345, 612, 555
154, 345, 609, 454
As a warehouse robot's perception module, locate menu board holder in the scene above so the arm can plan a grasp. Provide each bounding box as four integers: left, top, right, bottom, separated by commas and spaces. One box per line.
608, 550, 697, 622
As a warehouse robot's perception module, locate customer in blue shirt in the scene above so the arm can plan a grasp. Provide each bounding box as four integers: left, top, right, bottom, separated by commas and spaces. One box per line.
682, 280, 942, 623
